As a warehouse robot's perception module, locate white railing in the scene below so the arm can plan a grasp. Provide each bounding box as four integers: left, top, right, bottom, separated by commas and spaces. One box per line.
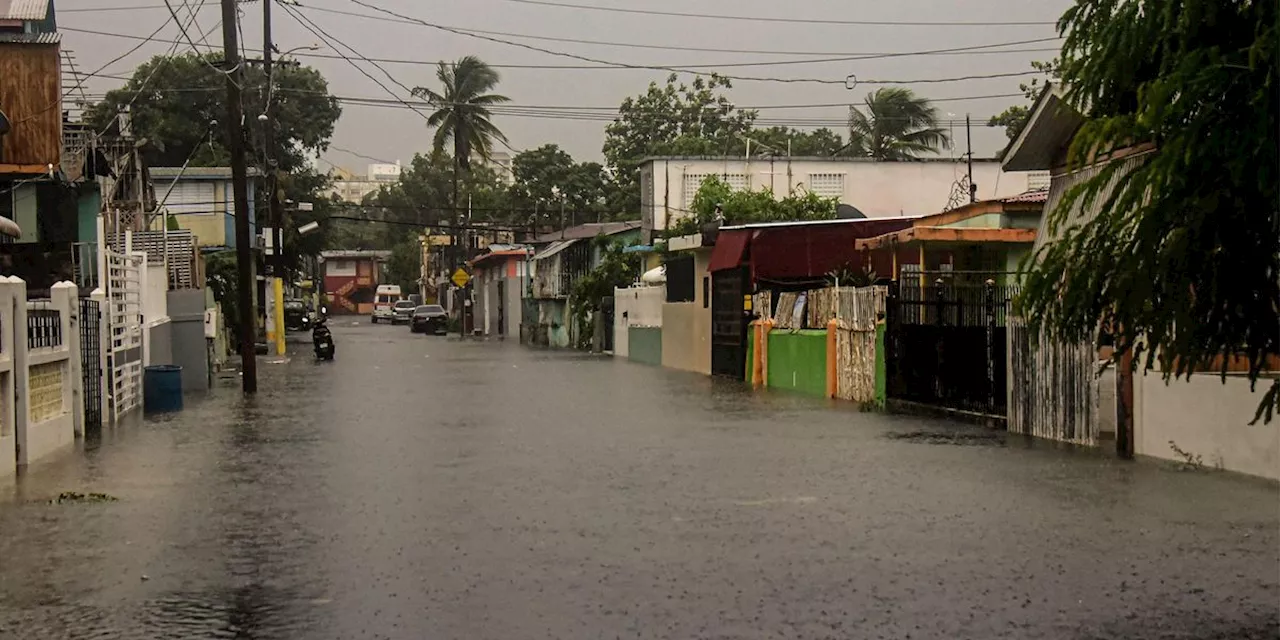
105, 248, 144, 421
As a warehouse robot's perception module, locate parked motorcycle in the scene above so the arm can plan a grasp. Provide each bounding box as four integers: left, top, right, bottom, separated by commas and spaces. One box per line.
312, 317, 335, 360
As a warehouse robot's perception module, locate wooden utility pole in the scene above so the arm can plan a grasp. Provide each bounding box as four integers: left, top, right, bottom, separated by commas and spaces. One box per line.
221, 0, 257, 392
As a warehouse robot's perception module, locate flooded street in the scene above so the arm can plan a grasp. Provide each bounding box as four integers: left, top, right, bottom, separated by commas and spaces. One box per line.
0, 323, 1276, 639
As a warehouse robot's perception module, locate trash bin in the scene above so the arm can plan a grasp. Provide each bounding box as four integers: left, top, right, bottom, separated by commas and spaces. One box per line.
143, 365, 184, 413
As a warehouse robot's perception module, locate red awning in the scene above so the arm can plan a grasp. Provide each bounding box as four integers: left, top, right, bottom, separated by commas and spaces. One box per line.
750, 218, 914, 280
707, 229, 752, 272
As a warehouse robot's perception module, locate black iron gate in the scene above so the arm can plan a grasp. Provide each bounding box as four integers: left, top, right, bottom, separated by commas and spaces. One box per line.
884, 281, 1012, 416
79, 298, 103, 431
600, 295, 615, 352
710, 267, 749, 379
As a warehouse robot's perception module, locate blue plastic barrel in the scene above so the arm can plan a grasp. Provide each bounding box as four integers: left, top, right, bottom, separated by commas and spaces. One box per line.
143, 365, 184, 413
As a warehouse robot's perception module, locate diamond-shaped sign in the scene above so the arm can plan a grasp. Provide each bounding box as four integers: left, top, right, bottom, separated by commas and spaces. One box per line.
450, 268, 471, 288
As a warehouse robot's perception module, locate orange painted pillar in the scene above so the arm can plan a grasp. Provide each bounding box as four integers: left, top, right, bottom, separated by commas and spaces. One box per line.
751, 321, 764, 386
826, 318, 838, 399
760, 320, 773, 388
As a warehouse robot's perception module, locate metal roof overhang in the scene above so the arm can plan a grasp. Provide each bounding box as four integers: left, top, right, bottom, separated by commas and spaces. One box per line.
855, 226, 1037, 251
707, 229, 752, 272
532, 238, 578, 261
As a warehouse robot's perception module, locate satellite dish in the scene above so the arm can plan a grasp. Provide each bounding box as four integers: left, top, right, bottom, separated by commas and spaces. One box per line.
0, 109, 10, 136
836, 204, 867, 219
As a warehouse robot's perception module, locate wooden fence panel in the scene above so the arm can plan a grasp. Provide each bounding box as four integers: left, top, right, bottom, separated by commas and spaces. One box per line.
1008, 318, 1100, 445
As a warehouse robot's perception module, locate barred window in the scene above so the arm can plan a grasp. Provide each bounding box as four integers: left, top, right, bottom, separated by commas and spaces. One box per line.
807, 173, 846, 198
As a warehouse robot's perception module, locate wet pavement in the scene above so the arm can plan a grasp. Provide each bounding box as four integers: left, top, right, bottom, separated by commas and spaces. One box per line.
0, 321, 1276, 639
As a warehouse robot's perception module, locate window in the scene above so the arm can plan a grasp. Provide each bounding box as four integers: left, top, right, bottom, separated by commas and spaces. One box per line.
702, 276, 710, 309
328, 260, 356, 277
166, 181, 216, 216
682, 173, 707, 209
721, 173, 748, 191
807, 173, 846, 198
666, 255, 695, 302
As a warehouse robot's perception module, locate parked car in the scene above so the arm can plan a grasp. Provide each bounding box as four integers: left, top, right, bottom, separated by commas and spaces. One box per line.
391, 299, 416, 325
410, 304, 448, 335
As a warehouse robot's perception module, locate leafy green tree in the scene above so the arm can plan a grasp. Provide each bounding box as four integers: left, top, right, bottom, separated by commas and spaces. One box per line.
668, 175, 838, 236
987, 59, 1061, 147
509, 144, 610, 226
749, 126, 849, 156
87, 53, 341, 172
412, 56, 509, 212
1019, 0, 1278, 421
570, 238, 641, 348
328, 150, 510, 251
603, 74, 758, 213
384, 234, 422, 294
845, 88, 950, 159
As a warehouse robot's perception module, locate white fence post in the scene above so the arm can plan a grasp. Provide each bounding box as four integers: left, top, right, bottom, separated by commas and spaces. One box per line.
52, 282, 83, 437
0, 277, 19, 478
90, 287, 109, 426
10, 277, 29, 466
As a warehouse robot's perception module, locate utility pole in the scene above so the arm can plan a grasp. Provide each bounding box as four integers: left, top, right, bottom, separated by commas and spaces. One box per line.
221, 0, 256, 392
262, 0, 286, 357
966, 114, 976, 203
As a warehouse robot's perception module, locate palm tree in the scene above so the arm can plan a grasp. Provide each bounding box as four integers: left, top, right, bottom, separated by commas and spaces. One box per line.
845, 88, 950, 160
412, 56, 510, 202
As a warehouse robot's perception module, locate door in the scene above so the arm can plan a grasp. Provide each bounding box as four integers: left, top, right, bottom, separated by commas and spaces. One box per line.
496, 280, 506, 336
710, 267, 749, 379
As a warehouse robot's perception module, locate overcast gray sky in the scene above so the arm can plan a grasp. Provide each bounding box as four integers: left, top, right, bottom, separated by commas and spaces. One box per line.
62, 0, 1071, 173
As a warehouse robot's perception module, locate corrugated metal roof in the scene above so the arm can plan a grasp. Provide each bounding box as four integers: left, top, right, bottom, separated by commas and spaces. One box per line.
0, 0, 49, 20
719, 215, 919, 231
1001, 84, 1085, 172
1033, 152, 1151, 254
528, 221, 639, 243
0, 31, 58, 44
531, 239, 579, 262
1001, 189, 1049, 204
151, 166, 263, 178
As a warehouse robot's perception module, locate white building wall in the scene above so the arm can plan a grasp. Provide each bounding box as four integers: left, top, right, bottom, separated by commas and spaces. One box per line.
643, 158, 1035, 235
1134, 371, 1280, 480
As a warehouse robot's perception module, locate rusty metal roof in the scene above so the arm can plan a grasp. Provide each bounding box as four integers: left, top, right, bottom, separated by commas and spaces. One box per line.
1000, 189, 1049, 204
0, 0, 49, 20
0, 31, 58, 43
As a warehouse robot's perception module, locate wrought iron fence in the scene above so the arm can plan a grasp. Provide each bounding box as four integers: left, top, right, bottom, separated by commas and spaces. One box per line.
27, 304, 63, 350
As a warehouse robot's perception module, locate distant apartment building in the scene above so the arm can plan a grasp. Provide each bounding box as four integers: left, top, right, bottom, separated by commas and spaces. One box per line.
472, 151, 514, 185
329, 162, 402, 203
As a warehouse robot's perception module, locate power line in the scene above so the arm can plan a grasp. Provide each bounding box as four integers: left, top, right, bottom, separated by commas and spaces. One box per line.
277, 2, 432, 121
331, 1, 888, 85
59, 24, 1061, 70
490, 0, 1059, 27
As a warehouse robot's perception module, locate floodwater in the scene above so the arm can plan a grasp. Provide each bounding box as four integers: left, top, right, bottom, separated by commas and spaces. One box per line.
0, 322, 1276, 639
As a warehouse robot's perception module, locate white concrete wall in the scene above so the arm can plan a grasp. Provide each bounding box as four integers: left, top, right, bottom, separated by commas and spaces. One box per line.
15, 282, 79, 469
612, 285, 665, 359
1135, 371, 1280, 480
644, 158, 1034, 234
0, 278, 23, 478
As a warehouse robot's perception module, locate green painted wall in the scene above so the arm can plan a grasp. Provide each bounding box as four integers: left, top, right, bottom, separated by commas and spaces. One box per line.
874, 323, 887, 407
13, 185, 37, 242
766, 330, 828, 397
628, 326, 663, 365
77, 189, 100, 244
745, 329, 755, 382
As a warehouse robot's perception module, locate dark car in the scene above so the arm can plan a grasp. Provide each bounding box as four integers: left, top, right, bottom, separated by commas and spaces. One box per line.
283, 299, 310, 331
391, 300, 417, 325
410, 304, 448, 335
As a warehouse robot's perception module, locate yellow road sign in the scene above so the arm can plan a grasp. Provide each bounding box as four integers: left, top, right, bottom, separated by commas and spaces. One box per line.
451, 268, 471, 288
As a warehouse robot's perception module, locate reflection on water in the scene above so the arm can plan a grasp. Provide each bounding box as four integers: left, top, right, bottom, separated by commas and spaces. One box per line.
0, 325, 1275, 639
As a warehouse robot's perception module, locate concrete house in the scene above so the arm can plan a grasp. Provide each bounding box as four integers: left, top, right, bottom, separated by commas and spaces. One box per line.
1002, 85, 1278, 480
469, 245, 530, 339
637, 156, 1043, 242
151, 167, 259, 249
320, 250, 389, 315
524, 221, 640, 348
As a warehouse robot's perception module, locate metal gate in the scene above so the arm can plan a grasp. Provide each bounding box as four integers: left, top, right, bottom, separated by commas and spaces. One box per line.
710, 267, 749, 379
884, 280, 1013, 416
79, 298, 103, 430
105, 249, 144, 421
600, 295, 615, 352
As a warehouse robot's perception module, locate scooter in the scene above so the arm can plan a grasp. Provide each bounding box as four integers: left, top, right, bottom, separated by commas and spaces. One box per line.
312, 315, 335, 360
